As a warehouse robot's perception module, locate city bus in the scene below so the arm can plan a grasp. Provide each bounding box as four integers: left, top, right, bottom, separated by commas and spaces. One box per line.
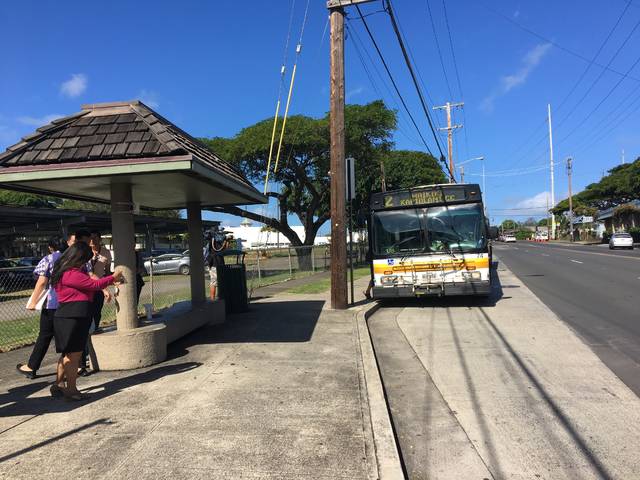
367, 183, 495, 298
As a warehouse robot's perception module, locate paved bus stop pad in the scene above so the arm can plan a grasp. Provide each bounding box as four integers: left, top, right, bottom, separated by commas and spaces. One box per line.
0, 283, 381, 479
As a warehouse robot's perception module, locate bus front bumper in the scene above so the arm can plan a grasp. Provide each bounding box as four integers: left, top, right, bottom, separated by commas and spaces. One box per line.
373, 281, 491, 298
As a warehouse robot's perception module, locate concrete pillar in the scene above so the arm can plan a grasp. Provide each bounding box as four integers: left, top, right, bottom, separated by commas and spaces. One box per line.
187, 202, 205, 304
110, 182, 139, 331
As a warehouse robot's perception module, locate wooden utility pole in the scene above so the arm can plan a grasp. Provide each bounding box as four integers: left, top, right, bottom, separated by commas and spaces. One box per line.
548, 104, 556, 240
567, 157, 573, 242
434, 101, 463, 183
327, 0, 374, 310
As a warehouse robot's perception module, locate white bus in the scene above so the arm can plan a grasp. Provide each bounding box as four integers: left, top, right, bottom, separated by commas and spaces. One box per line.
367, 183, 495, 298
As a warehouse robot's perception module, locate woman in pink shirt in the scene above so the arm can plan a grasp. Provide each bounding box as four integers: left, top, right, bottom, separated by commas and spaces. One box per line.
51, 242, 122, 400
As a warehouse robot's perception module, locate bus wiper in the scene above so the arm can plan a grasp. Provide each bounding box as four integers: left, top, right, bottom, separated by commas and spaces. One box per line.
390, 236, 418, 251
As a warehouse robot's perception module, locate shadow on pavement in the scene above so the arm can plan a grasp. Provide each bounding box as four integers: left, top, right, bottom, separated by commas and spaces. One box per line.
0, 418, 111, 463
0, 362, 201, 419
172, 300, 325, 351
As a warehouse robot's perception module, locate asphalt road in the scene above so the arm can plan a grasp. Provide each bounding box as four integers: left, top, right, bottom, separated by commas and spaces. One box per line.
494, 241, 640, 396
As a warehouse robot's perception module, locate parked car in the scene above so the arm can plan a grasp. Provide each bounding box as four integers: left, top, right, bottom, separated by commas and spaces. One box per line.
609, 232, 634, 250
503, 234, 517, 243
149, 248, 183, 258
535, 232, 548, 241
14, 257, 40, 268
144, 253, 190, 275
0, 259, 36, 293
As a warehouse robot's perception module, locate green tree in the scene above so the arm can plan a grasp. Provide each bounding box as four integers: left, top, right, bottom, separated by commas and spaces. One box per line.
537, 218, 549, 227
501, 219, 518, 230
382, 150, 446, 191
202, 101, 445, 268
553, 157, 640, 213
0, 189, 59, 208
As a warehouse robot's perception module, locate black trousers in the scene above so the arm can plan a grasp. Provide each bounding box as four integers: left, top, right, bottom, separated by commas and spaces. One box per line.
81, 291, 104, 368
27, 308, 56, 371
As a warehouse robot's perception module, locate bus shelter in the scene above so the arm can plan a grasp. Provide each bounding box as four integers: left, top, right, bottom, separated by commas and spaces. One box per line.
0, 100, 266, 369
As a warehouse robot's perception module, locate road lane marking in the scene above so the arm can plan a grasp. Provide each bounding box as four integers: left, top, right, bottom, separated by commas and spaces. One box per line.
494, 244, 640, 261
542, 254, 550, 257
570, 260, 583, 264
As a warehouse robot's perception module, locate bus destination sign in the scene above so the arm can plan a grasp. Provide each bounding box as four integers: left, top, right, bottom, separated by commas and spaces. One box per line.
382, 187, 468, 208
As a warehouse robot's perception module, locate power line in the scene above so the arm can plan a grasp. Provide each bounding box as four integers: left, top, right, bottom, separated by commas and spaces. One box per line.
494, 1, 634, 171
351, 6, 436, 157
478, 1, 640, 83
558, 52, 640, 144
440, 0, 471, 163
347, 19, 431, 146
424, 0, 453, 99
554, 13, 640, 133
381, 0, 448, 170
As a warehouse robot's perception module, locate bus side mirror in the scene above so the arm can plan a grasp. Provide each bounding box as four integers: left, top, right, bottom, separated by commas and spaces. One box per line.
488, 227, 499, 240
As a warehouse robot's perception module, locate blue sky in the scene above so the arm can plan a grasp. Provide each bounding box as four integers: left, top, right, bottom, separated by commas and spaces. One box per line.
1, 0, 639, 228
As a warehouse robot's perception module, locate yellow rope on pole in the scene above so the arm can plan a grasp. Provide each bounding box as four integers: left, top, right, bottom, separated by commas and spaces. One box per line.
274, 63, 297, 173
263, 100, 281, 195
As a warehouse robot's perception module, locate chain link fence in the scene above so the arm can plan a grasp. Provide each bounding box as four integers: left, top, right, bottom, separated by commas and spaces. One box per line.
0, 256, 203, 353
244, 244, 367, 298
0, 244, 368, 352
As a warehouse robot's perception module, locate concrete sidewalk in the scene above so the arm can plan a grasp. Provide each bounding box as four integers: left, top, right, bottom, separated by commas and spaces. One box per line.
391, 262, 640, 479
0, 278, 381, 479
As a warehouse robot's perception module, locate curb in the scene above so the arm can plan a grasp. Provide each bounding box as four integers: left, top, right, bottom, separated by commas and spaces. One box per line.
356, 303, 404, 480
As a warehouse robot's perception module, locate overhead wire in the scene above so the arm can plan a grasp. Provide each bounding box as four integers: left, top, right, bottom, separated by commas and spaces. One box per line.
264, 0, 297, 194
346, 22, 425, 147
273, 0, 312, 174
440, 0, 471, 160
495, 0, 634, 172
383, 0, 448, 165
478, 1, 640, 83
352, 4, 436, 156
425, 0, 453, 100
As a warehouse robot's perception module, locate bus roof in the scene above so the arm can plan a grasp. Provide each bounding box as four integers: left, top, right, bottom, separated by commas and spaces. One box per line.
370, 183, 482, 210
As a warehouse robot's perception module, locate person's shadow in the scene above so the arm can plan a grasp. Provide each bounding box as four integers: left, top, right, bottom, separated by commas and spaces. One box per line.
0, 361, 201, 418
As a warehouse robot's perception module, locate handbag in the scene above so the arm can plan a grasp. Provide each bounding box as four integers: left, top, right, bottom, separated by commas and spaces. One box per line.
26, 288, 48, 311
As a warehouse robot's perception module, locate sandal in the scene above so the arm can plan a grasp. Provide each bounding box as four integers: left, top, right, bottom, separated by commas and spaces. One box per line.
50, 384, 64, 398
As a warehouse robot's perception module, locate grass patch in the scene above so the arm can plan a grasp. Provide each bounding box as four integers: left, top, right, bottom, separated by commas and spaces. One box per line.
0, 314, 40, 352
247, 269, 319, 290
286, 267, 370, 294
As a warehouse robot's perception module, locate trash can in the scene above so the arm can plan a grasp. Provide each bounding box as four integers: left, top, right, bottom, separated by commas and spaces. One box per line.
216, 249, 248, 313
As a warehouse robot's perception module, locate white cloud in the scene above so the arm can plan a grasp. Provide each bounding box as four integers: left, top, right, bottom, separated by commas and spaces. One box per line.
17, 114, 64, 126
500, 191, 551, 217
60, 73, 88, 98
513, 9, 520, 18
0, 125, 19, 147
137, 89, 160, 109
346, 86, 364, 101
481, 43, 551, 112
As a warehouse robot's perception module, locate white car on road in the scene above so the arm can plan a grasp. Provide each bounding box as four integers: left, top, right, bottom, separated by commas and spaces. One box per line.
503, 234, 517, 243
609, 233, 634, 250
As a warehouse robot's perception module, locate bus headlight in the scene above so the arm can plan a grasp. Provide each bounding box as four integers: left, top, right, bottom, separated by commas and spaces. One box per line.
381, 275, 398, 285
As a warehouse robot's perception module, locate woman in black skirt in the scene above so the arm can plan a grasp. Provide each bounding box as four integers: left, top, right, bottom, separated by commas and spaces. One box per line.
50, 242, 122, 400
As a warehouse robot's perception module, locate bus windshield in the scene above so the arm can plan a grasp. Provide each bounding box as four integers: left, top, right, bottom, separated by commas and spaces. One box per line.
372, 203, 486, 255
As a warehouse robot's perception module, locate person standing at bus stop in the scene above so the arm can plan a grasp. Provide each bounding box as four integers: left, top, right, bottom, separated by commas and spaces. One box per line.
16, 230, 95, 378
78, 230, 112, 376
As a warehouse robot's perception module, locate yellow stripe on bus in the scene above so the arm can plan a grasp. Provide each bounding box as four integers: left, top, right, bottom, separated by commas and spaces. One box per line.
373, 258, 489, 274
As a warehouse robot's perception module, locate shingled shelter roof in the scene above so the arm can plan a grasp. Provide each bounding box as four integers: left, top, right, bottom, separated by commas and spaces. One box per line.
0, 101, 265, 209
